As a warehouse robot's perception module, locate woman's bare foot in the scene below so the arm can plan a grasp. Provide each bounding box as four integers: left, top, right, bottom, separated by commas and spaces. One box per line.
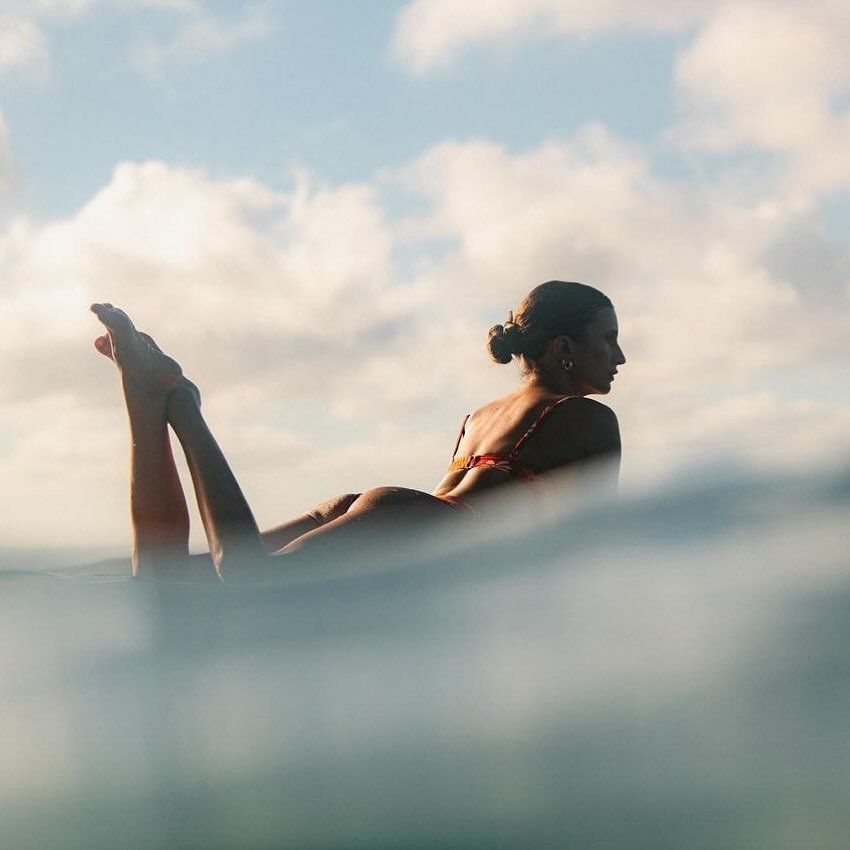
91, 303, 183, 393
93, 318, 201, 406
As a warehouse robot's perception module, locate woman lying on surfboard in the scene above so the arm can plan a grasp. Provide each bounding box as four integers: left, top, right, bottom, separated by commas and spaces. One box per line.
91, 280, 626, 581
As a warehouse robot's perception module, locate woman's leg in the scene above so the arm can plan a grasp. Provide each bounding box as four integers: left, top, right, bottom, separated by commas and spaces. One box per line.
169, 388, 367, 573
94, 303, 272, 580
124, 387, 194, 577
165, 379, 267, 577
167, 386, 456, 576
94, 304, 461, 582
92, 304, 199, 578
259, 493, 361, 553
94, 305, 376, 580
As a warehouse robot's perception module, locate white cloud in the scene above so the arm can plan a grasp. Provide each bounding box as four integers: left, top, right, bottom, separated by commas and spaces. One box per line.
0, 159, 401, 406
672, 2, 850, 193
130, 3, 272, 77
0, 1, 94, 18
0, 1, 250, 79
0, 16, 49, 78
396, 126, 837, 379
622, 391, 850, 486
391, 0, 711, 75
0, 159, 410, 545
0, 395, 128, 546
392, 0, 850, 196
0, 0, 194, 15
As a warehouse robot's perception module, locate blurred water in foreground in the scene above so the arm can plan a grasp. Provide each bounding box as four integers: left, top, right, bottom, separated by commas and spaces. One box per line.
1, 464, 849, 850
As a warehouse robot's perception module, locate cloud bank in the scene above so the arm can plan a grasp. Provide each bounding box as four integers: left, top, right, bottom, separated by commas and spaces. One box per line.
1, 120, 847, 545
0, 0, 848, 548
0, 0, 268, 79
391, 0, 710, 74
392, 0, 850, 193
131, 3, 273, 77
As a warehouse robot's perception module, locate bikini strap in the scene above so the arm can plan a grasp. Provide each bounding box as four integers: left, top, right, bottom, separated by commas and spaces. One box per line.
450, 414, 470, 461
507, 396, 573, 460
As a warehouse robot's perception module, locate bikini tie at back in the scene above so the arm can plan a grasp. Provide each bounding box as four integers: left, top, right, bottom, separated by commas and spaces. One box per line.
448, 396, 573, 482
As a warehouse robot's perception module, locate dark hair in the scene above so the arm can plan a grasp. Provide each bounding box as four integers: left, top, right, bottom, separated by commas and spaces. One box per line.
487, 280, 612, 364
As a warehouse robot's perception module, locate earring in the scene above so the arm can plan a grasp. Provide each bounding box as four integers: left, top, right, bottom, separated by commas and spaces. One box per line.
561, 358, 573, 372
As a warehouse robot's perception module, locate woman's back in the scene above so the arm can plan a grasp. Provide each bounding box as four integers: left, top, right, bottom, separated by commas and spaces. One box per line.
432, 386, 621, 500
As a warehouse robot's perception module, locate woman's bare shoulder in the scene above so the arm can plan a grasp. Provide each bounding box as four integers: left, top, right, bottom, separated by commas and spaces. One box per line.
466, 389, 523, 422
558, 396, 619, 423
537, 396, 621, 459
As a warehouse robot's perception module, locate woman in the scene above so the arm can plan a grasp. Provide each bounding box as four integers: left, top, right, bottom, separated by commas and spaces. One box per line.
91, 280, 626, 581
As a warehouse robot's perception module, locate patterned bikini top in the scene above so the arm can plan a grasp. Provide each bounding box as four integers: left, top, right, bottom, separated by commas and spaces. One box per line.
447, 396, 573, 482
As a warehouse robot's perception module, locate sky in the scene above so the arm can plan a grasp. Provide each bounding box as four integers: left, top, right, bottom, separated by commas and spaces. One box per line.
0, 0, 848, 551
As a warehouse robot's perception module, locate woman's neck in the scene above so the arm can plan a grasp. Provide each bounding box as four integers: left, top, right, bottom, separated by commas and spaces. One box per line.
526, 366, 575, 397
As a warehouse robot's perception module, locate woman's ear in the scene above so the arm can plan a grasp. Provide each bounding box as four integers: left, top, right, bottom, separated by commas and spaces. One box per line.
550, 335, 575, 360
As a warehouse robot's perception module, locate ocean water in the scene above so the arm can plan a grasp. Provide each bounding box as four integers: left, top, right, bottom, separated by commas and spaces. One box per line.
1, 465, 849, 849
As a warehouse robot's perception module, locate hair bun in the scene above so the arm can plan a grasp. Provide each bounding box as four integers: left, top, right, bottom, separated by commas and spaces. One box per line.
486, 281, 613, 368
487, 321, 521, 364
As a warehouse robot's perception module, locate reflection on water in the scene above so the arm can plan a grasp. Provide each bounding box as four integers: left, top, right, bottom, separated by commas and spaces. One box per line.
1, 465, 849, 849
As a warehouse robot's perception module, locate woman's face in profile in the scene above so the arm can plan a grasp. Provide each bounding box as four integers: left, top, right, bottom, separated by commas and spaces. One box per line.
571, 307, 626, 395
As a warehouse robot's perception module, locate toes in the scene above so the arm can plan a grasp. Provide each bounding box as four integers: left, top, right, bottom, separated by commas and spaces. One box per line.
89, 307, 181, 390
93, 334, 114, 359
139, 332, 162, 352
90, 303, 132, 332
